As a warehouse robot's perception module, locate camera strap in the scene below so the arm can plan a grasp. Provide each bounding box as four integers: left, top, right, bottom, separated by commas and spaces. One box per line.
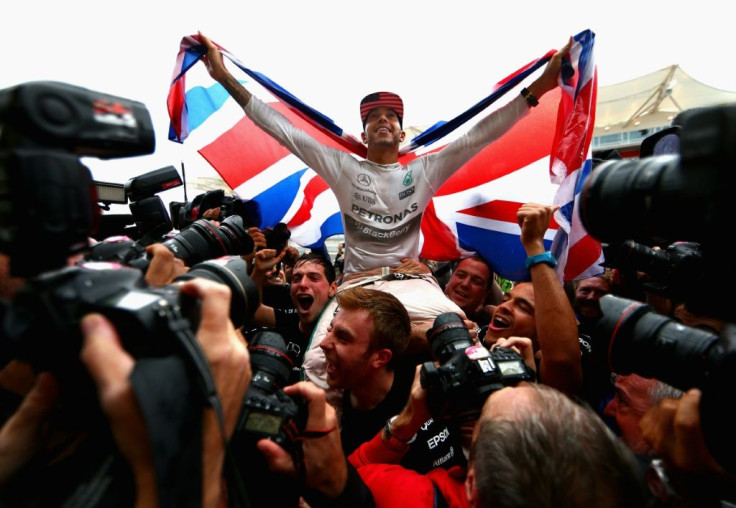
129, 303, 253, 508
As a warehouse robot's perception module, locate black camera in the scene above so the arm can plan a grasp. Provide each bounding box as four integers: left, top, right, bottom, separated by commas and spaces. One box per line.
86, 213, 255, 272
235, 330, 307, 453
0, 81, 155, 277
579, 102, 735, 320
419, 312, 533, 422
262, 222, 291, 253
1, 256, 259, 395
593, 295, 736, 473
170, 189, 246, 231
603, 240, 704, 305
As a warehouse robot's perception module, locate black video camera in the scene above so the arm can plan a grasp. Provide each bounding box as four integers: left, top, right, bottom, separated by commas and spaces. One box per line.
420, 312, 533, 422
579, 102, 736, 320
234, 330, 307, 454
0, 80, 155, 277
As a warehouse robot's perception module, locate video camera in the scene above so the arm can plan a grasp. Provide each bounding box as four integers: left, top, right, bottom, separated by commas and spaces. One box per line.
578, 102, 736, 473
419, 312, 533, 422
0, 79, 260, 404
579, 102, 735, 319
0, 80, 155, 277
0, 79, 265, 507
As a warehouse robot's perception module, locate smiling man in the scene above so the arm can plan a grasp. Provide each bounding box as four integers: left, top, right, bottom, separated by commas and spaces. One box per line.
443, 255, 503, 330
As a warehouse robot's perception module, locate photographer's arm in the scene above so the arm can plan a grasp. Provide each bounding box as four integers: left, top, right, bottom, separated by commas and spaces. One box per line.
79, 314, 158, 507
144, 243, 188, 287
248, 248, 287, 328
80, 278, 251, 508
257, 381, 375, 507
517, 203, 582, 396
177, 278, 251, 508
350, 365, 429, 468
0, 371, 59, 486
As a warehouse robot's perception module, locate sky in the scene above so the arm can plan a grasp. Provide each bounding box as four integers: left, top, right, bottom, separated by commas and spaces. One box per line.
3, 0, 735, 212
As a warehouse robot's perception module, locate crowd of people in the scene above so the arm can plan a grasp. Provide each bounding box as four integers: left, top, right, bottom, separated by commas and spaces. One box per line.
0, 31, 733, 508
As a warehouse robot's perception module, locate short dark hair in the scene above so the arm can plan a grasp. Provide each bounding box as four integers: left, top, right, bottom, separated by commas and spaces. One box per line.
455, 255, 495, 289
293, 251, 336, 284
335, 287, 410, 360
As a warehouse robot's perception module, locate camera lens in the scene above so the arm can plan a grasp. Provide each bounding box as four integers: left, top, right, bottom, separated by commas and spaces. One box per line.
580, 156, 682, 246
162, 215, 254, 266
596, 294, 719, 391
426, 312, 473, 363
247, 330, 294, 393
174, 256, 259, 329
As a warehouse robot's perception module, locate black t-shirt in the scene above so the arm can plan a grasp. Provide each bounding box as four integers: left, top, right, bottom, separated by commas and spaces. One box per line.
340, 360, 466, 474
577, 319, 615, 416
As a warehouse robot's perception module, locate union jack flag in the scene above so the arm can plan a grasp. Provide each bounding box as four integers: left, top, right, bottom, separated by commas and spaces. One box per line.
167, 29, 601, 282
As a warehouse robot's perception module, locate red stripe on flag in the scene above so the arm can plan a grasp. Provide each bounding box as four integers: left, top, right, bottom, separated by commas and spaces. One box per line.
564, 232, 603, 280
419, 200, 462, 260
287, 176, 330, 227
434, 90, 560, 196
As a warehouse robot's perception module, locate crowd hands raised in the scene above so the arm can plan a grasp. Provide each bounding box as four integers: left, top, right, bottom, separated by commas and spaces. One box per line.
0, 33, 732, 508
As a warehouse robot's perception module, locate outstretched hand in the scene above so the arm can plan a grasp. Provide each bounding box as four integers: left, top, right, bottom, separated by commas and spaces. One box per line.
527, 36, 574, 99
198, 31, 229, 83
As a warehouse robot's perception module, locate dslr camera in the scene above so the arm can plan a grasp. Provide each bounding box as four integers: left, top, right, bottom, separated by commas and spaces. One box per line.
234, 330, 307, 454
602, 239, 703, 305
420, 312, 534, 422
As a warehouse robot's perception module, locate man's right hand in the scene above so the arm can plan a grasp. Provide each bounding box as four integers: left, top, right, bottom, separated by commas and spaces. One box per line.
198, 32, 229, 83
257, 381, 347, 499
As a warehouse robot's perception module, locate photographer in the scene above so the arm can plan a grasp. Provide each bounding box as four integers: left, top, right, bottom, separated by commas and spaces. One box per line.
0, 278, 251, 508
260, 367, 648, 507
640, 388, 736, 504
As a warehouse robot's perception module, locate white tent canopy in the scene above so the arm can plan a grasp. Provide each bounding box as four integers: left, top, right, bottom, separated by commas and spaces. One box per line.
595, 65, 736, 137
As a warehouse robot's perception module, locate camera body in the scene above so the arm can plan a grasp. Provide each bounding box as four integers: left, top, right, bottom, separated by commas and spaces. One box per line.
580, 103, 736, 320
603, 240, 703, 305
235, 330, 307, 453
1, 256, 259, 396
420, 312, 533, 421
170, 189, 245, 231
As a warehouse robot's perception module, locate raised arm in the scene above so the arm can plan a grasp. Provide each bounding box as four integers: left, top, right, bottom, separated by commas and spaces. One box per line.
199, 31, 253, 109
517, 202, 582, 395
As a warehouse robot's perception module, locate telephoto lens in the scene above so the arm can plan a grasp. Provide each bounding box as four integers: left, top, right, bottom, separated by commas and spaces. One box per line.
174, 256, 259, 329
162, 215, 254, 267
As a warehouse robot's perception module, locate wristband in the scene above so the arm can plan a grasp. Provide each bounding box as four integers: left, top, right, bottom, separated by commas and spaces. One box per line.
382, 415, 417, 451
521, 87, 539, 108
525, 251, 557, 269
